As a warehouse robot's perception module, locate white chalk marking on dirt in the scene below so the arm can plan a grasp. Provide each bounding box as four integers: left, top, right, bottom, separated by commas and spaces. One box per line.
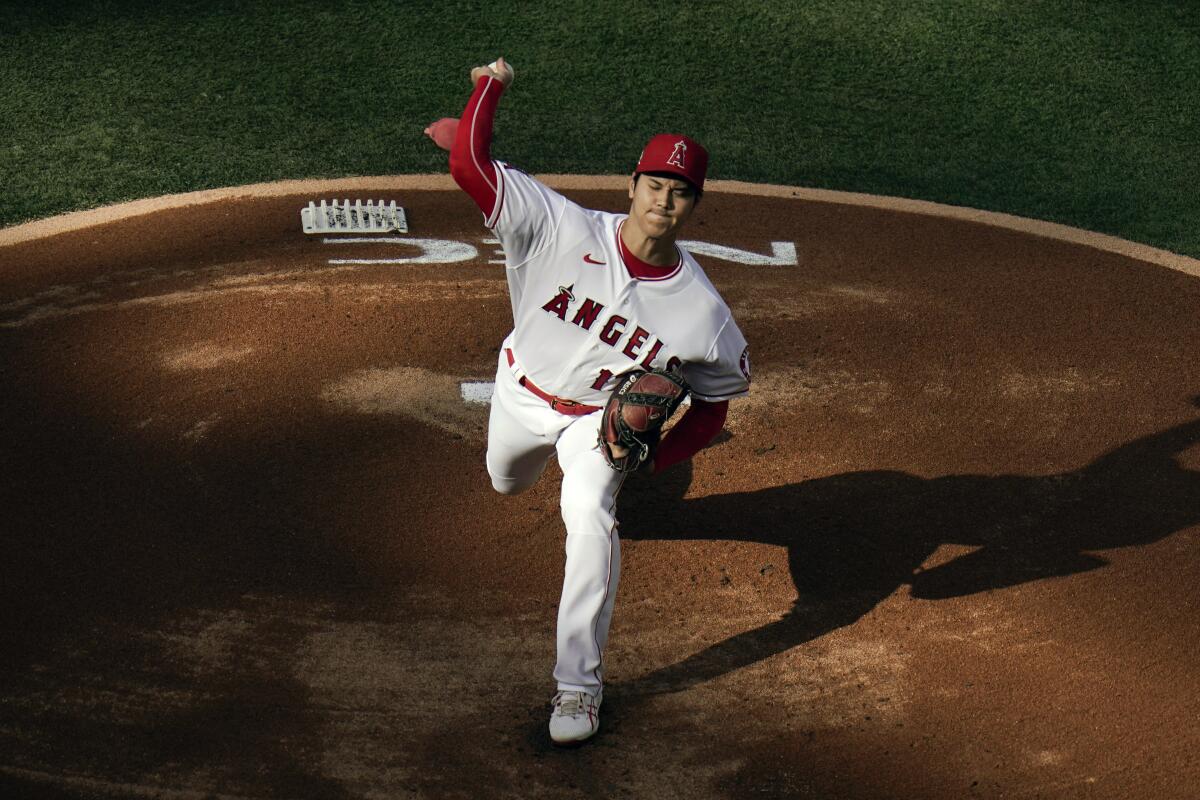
322, 234, 798, 267
482, 236, 505, 264
324, 237, 478, 265
5, 174, 1197, 280
679, 240, 798, 266
460, 382, 494, 405
321, 236, 414, 245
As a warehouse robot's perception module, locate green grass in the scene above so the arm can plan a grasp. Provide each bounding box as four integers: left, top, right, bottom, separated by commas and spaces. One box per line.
2, 0, 1198, 256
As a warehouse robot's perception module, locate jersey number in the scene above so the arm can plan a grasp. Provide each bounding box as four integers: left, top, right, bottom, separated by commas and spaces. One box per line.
591, 355, 681, 391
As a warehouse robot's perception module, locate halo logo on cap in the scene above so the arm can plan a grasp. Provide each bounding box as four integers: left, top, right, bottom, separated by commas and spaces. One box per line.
635, 133, 708, 191
667, 140, 687, 169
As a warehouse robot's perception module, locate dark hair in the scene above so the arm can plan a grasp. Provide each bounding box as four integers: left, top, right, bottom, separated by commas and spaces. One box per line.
634, 171, 703, 201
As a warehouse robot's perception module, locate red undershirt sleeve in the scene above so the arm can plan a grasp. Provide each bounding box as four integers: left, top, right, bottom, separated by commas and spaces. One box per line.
449, 76, 504, 216
652, 399, 729, 474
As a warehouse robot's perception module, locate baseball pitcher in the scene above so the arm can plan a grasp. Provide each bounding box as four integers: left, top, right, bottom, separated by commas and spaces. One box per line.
426, 57, 750, 745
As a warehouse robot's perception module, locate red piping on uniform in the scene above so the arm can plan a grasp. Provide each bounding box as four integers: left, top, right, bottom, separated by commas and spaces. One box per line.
591, 470, 626, 690
470, 80, 499, 198
616, 220, 682, 282
450, 76, 503, 217
592, 526, 615, 690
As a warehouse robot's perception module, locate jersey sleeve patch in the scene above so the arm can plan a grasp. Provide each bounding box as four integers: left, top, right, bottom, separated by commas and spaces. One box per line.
680, 317, 751, 401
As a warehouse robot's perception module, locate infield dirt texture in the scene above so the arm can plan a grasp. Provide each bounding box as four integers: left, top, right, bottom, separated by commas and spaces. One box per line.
1, 176, 1199, 799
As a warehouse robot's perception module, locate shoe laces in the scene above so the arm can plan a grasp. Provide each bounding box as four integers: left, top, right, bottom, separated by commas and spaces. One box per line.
552, 691, 590, 717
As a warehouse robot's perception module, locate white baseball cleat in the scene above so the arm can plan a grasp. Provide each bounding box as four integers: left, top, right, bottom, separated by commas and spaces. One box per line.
549, 689, 602, 745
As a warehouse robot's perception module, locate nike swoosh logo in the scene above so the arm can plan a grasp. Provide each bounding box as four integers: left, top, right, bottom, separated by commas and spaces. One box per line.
583, 253, 606, 265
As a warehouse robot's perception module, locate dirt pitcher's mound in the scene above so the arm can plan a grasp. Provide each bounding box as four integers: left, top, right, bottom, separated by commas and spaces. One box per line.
1, 179, 1198, 800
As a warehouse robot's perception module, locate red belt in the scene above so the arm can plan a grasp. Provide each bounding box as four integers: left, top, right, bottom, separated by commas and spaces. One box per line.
506, 348, 601, 416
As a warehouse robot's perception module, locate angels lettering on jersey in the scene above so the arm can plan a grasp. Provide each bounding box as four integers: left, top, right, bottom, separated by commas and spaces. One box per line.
540, 282, 682, 391
488, 163, 751, 406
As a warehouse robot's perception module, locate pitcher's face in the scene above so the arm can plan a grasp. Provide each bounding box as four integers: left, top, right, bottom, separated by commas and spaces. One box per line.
627, 174, 697, 241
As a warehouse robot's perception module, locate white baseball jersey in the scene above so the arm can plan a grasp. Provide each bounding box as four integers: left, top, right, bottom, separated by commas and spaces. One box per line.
487, 163, 751, 404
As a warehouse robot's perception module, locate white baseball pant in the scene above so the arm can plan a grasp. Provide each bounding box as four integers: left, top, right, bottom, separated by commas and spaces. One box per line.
485, 345, 625, 695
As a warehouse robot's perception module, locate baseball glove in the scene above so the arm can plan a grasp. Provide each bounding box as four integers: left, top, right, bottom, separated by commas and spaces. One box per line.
598, 368, 690, 473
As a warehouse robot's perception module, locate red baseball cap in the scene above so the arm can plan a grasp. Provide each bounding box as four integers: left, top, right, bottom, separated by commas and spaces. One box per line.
635, 134, 708, 192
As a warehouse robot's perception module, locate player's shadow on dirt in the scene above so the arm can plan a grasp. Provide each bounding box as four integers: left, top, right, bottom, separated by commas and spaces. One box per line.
616, 399, 1200, 695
